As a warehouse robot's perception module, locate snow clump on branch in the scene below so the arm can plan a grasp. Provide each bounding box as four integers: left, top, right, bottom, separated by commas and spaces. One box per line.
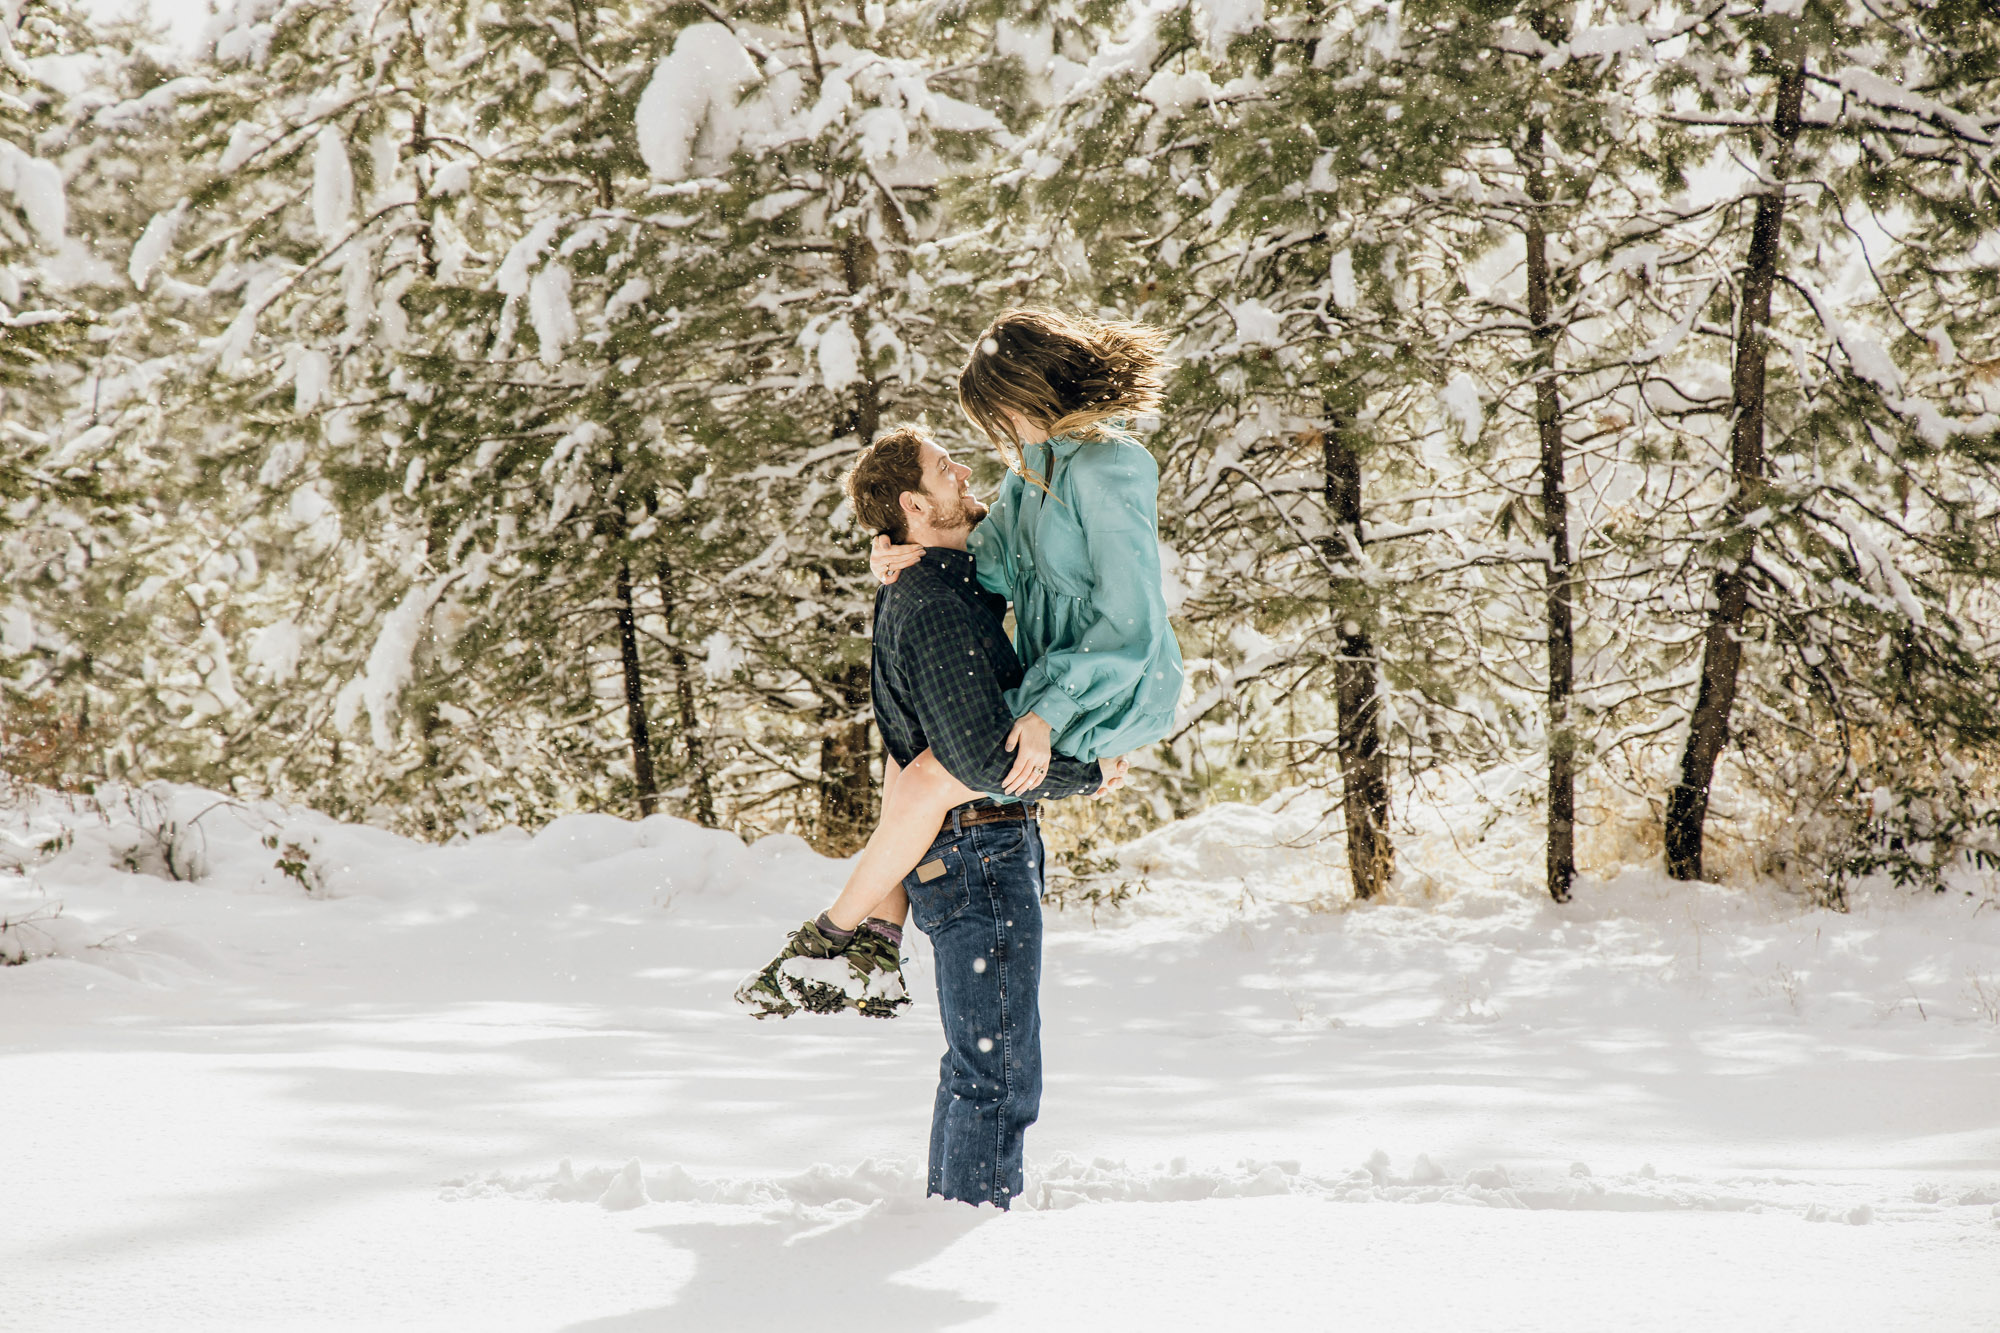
636, 23, 760, 182
128, 200, 186, 292
0, 141, 66, 250
362, 576, 455, 751
1439, 373, 1485, 445
312, 125, 354, 245
815, 318, 863, 394
529, 263, 577, 365
1195, 0, 1265, 55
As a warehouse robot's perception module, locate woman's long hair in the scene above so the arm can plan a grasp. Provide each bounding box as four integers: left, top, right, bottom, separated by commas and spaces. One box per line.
957, 309, 1169, 473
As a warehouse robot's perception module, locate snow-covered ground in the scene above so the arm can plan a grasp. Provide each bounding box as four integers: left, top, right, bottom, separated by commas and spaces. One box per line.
4, 783, 1998, 1331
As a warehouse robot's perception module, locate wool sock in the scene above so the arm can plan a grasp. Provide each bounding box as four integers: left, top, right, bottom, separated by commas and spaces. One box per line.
860, 917, 903, 948
813, 912, 856, 946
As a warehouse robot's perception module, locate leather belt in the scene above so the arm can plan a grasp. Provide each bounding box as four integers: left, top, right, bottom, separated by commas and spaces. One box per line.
953, 801, 1039, 830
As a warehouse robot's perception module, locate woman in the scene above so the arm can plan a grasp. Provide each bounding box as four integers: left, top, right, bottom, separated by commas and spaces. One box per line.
738, 309, 1185, 1018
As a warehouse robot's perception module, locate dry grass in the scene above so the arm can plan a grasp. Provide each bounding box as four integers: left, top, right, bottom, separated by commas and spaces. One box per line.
0, 698, 93, 800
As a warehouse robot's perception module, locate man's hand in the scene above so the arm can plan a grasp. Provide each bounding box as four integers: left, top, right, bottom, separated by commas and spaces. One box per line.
871, 534, 925, 584
1092, 755, 1130, 798
1000, 711, 1054, 796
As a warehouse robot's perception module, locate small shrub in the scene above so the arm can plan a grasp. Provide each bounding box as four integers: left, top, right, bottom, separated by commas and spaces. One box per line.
261, 827, 327, 895
0, 902, 65, 966
1967, 970, 2000, 1027
93, 786, 210, 881
1037, 781, 1160, 916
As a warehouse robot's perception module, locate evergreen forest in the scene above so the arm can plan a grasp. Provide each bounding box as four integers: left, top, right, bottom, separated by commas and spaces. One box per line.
5, 0, 1999, 907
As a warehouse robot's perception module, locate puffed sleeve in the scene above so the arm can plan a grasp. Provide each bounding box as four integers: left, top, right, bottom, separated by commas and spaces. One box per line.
1006, 441, 1172, 746
965, 470, 1021, 600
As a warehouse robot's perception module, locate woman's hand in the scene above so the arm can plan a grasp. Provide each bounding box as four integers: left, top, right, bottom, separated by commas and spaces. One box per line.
870, 534, 924, 584
1092, 755, 1130, 798
1000, 712, 1054, 796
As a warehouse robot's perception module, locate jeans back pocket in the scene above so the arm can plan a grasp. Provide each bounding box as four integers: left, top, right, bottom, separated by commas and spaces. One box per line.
904, 839, 973, 935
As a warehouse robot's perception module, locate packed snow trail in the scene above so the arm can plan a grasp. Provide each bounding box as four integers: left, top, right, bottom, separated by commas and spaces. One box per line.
3, 785, 1997, 1331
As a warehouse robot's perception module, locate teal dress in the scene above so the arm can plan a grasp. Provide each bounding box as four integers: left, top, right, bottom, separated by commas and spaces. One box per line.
966, 434, 1186, 763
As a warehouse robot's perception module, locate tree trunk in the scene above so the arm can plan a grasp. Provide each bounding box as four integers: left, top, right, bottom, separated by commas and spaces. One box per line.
410, 104, 437, 278
796, 0, 826, 87
837, 235, 882, 442
1523, 119, 1575, 904
1665, 43, 1808, 881
615, 558, 658, 819
1320, 402, 1393, 900
806, 232, 883, 853
816, 662, 873, 855
656, 556, 716, 827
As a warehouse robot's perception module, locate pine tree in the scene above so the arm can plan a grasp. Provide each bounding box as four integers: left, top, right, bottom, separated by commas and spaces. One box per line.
1, 0, 94, 703
1357, 1, 1702, 903
1650, 3, 2000, 885
103, 0, 1018, 844
16, 0, 1997, 899
112, 0, 722, 830
620, 3, 1015, 850
1, 0, 167, 777
986, 2, 1627, 898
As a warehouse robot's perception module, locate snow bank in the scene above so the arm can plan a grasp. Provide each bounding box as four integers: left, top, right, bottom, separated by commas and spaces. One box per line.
441, 1146, 2000, 1231
0, 776, 810, 922
1109, 790, 1349, 916
10, 759, 1998, 1028
6, 771, 1999, 1327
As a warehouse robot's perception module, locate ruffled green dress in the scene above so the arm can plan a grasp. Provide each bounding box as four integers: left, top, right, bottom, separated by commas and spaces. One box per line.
966, 434, 1185, 763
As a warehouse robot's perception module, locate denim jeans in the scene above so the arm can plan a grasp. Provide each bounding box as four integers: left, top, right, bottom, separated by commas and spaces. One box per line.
900, 811, 1046, 1209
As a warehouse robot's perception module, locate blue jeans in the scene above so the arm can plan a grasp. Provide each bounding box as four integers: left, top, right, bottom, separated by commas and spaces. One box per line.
900, 811, 1046, 1209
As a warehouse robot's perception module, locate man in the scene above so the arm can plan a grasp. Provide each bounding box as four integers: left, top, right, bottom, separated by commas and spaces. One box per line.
741, 425, 1123, 1209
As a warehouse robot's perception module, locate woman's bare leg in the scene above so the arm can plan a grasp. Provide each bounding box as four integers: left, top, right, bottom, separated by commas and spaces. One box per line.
824, 749, 977, 930
870, 759, 911, 928
872, 883, 909, 927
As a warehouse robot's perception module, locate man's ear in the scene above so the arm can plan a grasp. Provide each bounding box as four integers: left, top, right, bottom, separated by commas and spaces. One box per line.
898, 489, 926, 524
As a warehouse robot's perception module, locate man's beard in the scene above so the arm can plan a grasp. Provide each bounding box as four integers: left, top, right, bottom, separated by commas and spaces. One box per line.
934, 489, 990, 532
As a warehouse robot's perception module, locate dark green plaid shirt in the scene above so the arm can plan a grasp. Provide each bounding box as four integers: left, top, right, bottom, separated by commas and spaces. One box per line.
871, 546, 1100, 802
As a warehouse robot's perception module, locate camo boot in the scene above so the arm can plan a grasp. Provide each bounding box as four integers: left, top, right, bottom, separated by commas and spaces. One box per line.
734, 916, 849, 1019
846, 918, 912, 1019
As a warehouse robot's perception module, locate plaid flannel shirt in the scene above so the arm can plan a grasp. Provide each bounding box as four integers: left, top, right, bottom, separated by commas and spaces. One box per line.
871, 546, 1100, 803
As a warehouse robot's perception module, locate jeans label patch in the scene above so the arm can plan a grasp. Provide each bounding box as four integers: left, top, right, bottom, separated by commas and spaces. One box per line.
916, 859, 946, 883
